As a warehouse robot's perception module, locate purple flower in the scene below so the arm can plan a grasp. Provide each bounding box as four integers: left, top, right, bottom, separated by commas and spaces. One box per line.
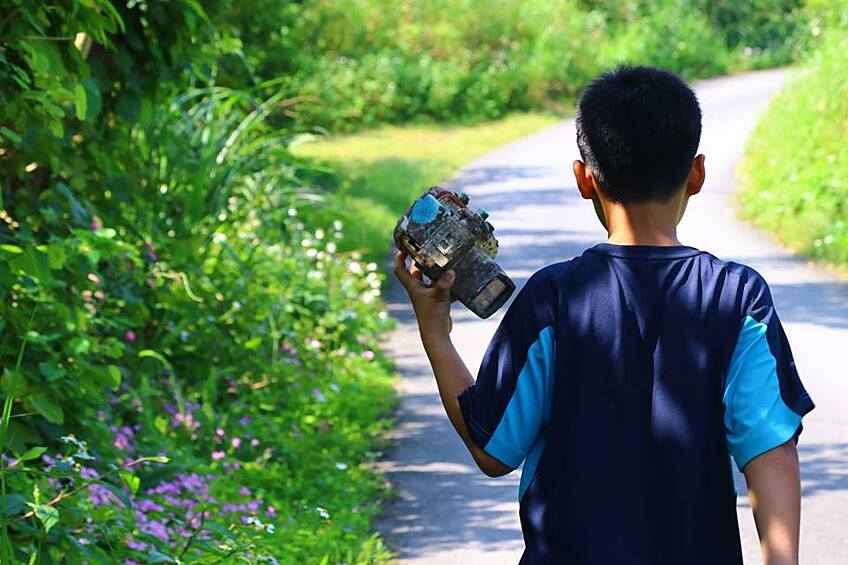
231, 437, 241, 449
238, 486, 251, 497
126, 538, 147, 551
266, 505, 276, 516
238, 416, 251, 426
124, 330, 136, 343
212, 451, 225, 461
139, 518, 169, 542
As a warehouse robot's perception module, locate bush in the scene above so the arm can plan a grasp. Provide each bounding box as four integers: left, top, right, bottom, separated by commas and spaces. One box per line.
213, 0, 811, 131
1, 2, 395, 562
740, 6, 848, 267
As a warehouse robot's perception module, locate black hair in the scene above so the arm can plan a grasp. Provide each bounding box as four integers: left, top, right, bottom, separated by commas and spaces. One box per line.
575, 65, 702, 203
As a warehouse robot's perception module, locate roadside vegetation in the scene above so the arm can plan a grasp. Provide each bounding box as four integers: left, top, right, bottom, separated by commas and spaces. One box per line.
0, 0, 821, 562
292, 114, 558, 261
740, 2, 848, 269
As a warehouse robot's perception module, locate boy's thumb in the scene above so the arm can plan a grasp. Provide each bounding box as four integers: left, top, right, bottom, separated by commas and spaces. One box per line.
437, 270, 455, 289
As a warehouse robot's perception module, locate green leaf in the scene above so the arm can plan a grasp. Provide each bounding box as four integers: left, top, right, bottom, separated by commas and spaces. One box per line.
30, 504, 59, 533
28, 393, 64, 424
38, 361, 66, 382
146, 551, 176, 564
8, 248, 52, 283
0, 494, 26, 518
244, 336, 262, 350
0, 127, 21, 144
18, 446, 47, 463
0, 244, 23, 255
69, 337, 91, 355
119, 470, 140, 494
100, 482, 132, 509
82, 79, 102, 121
2, 369, 25, 396
138, 349, 172, 368
154, 416, 168, 435
74, 82, 87, 121
47, 244, 66, 269
147, 456, 170, 464
106, 365, 122, 390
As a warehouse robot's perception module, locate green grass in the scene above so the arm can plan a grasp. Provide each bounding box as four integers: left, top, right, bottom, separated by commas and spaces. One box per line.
739, 27, 848, 270
292, 112, 559, 261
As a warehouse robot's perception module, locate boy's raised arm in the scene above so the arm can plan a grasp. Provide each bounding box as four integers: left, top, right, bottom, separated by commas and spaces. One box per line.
744, 440, 801, 565
393, 251, 512, 477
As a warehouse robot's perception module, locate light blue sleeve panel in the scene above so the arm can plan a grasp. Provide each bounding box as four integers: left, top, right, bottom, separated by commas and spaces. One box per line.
723, 315, 803, 470
483, 326, 555, 470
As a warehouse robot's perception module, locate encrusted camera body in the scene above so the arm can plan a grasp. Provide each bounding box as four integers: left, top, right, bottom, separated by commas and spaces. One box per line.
394, 187, 515, 319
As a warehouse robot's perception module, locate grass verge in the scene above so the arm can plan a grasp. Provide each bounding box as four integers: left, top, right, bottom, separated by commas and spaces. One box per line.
739, 28, 848, 271
293, 113, 559, 262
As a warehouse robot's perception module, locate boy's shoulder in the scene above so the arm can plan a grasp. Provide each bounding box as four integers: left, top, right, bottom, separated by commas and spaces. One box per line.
521, 244, 774, 312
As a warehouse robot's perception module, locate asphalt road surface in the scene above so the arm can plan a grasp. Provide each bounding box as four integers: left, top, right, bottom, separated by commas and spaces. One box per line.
376, 68, 848, 564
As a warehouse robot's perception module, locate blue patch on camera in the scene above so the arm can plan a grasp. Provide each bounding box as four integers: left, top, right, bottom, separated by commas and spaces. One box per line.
409, 194, 441, 224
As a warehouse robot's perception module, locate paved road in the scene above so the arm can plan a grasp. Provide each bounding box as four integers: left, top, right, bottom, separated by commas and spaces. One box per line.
376, 69, 848, 564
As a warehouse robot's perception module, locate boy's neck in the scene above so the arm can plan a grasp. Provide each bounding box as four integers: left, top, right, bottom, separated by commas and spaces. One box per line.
602, 197, 684, 246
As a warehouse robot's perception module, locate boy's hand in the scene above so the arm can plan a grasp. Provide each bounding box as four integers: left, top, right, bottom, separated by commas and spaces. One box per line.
393, 251, 455, 337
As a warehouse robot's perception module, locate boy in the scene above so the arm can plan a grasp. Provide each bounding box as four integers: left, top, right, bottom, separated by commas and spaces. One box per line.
393, 66, 814, 564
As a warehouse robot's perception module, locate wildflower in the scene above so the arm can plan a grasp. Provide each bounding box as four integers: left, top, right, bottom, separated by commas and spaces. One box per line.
231, 437, 241, 449
216, 428, 225, 438
239, 486, 251, 497
316, 507, 330, 520
125, 330, 136, 343
239, 416, 251, 426
212, 451, 225, 461
266, 505, 276, 517
127, 539, 147, 551
361, 350, 375, 360
312, 388, 327, 403
87, 273, 100, 285
90, 217, 103, 231
250, 438, 259, 448
335, 462, 348, 471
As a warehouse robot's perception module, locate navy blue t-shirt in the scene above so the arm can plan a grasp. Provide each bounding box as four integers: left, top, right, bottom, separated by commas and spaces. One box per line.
458, 243, 814, 564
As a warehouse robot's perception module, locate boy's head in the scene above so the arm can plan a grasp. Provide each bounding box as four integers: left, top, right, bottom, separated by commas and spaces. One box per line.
574, 66, 704, 212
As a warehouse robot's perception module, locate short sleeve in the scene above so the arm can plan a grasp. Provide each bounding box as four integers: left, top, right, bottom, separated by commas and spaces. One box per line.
723, 276, 814, 470
457, 271, 557, 470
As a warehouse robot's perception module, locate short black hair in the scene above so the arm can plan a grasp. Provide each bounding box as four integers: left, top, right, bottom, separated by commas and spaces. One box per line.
575, 66, 702, 203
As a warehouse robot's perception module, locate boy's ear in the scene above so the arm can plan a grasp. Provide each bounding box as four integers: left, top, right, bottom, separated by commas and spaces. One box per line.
687, 154, 706, 196
573, 160, 599, 200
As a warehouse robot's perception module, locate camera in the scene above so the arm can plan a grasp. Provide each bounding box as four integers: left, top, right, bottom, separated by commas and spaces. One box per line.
394, 187, 515, 318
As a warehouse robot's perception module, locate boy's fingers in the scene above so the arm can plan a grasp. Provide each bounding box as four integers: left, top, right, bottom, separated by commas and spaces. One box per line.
393, 251, 414, 288
410, 263, 425, 281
